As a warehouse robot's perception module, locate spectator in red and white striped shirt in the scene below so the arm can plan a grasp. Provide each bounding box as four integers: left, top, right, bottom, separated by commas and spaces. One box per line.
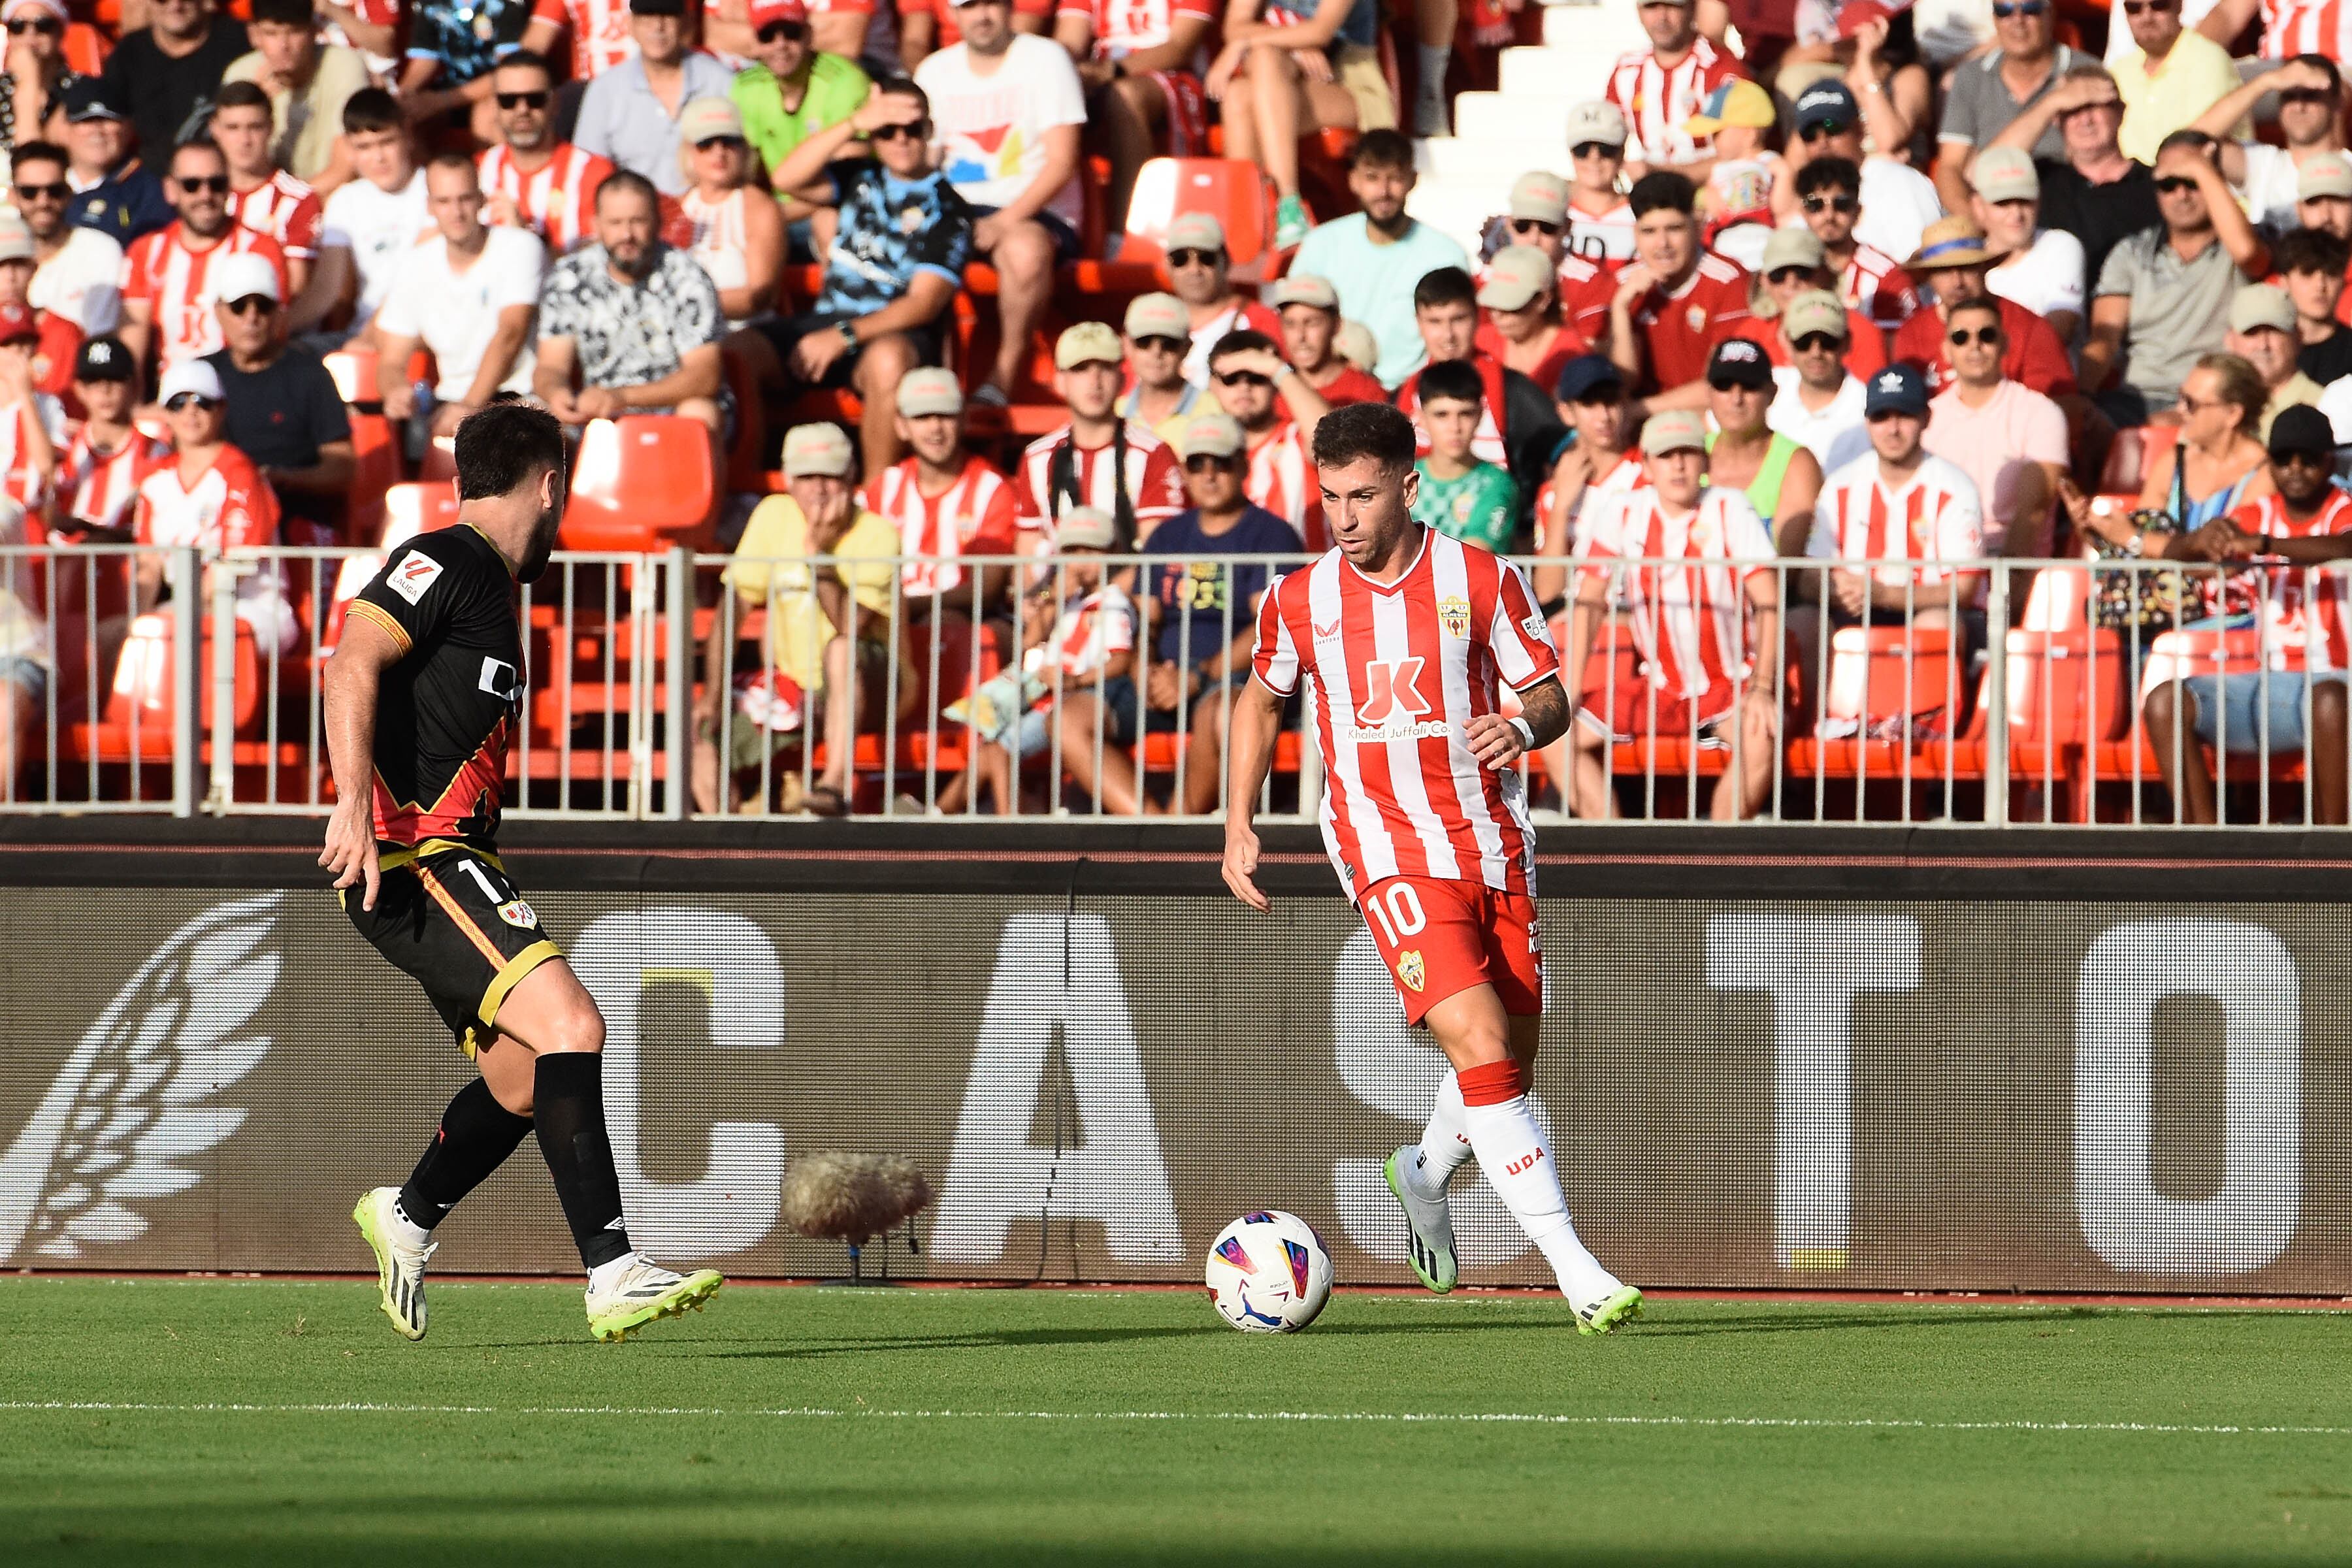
1205, 329, 1329, 550
0, 304, 63, 508
119, 139, 291, 383
1603, 0, 1748, 180
56, 335, 164, 540
1808, 363, 1985, 625
479, 51, 615, 255
1018, 321, 1186, 545
214, 81, 323, 302
870, 365, 1021, 604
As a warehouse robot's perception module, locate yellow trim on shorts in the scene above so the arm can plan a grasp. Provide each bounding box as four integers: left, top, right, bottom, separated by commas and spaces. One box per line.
479, 938, 563, 1032
377, 840, 504, 874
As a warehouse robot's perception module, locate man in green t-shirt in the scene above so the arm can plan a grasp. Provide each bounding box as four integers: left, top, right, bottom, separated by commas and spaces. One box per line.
1410, 359, 1517, 551
732, 0, 871, 243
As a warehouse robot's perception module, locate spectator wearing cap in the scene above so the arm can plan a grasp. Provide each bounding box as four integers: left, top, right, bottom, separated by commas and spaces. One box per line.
1751, 225, 1888, 382
289, 90, 427, 343
1933, 0, 2079, 214
1561, 404, 1780, 822
1788, 156, 1921, 331
1121, 291, 1204, 442
1410, 357, 1516, 552
1290, 131, 1469, 389
0, 301, 61, 508
1204, 327, 1329, 549
1131, 410, 1299, 815
133, 357, 299, 657
2191, 56, 2345, 234
1682, 76, 1783, 272
1533, 355, 1646, 644
1018, 321, 1186, 543
374, 154, 546, 440
2107, 0, 2238, 166
1768, 287, 1874, 475
1333, 318, 1378, 376
1972, 144, 2084, 349
212, 82, 322, 304
694, 420, 902, 817
56, 334, 165, 542
535, 171, 726, 439
572, 0, 740, 198
1161, 212, 1282, 389
1272, 272, 1386, 406
1893, 216, 2077, 400
0, 210, 79, 404
201, 251, 352, 539
1706, 335, 1821, 553
120, 139, 290, 380
99, 0, 250, 180
1486, 169, 1572, 270
1563, 100, 1636, 263
917, 0, 1084, 405
2225, 283, 2325, 442
1781, 80, 1944, 267
2084, 131, 2268, 426
734, 78, 972, 478
2275, 227, 2352, 385
2293, 152, 2352, 255
1602, 0, 1749, 181
1992, 62, 2159, 289
1198, 0, 1394, 253
1053, 0, 1216, 238
0, 0, 80, 169
1921, 294, 2066, 562
1588, 171, 1754, 397
1477, 246, 1584, 401
399, 0, 564, 146
222, 0, 374, 188
478, 51, 619, 259
734, 0, 872, 210
676, 96, 786, 329
57, 80, 170, 246
867, 364, 1019, 608
14, 140, 120, 335
1399, 265, 1567, 509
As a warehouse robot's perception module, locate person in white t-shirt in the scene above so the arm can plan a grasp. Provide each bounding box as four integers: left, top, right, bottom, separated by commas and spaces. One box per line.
13, 140, 120, 333
287, 88, 429, 344
915, 0, 1084, 406
1970, 144, 2084, 348
373, 154, 546, 436
1767, 289, 1872, 478
2191, 54, 2345, 235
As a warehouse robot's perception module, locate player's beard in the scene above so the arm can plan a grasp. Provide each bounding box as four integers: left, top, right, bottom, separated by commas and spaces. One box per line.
516, 500, 563, 583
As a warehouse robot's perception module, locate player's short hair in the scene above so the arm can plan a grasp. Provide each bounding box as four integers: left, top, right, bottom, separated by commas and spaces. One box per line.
1417, 359, 1485, 407
454, 404, 566, 502
495, 48, 556, 82
1207, 329, 1277, 365
1946, 295, 2002, 331
212, 80, 273, 119
1628, 171, 1697, 219
169, 137, 225, 174
9, 139, 60, 174
2155, 127, 2215, 161
2276, 224, 2351, 276
2289, 52, 2343, 95
595, 168, 660, 214
1794, 155, 1861, 201
249, 0, 318, 25
873, 75, 930, 119
1313, 400, 1417, 476
1413, 267, 1477, 313
342, 87, 404, 139
1350, 129, 1414, 172
425, 150, 479, 182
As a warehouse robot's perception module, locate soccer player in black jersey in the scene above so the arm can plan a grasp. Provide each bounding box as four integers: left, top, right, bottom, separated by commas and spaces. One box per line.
322, 402, 721, 1343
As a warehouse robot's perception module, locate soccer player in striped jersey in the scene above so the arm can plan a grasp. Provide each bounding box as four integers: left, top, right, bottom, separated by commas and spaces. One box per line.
1224, 401, 1642, 1335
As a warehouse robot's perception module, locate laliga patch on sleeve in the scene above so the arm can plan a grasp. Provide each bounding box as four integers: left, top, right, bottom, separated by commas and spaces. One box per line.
387, 553, 444, 605
1521, 612, 1549, 643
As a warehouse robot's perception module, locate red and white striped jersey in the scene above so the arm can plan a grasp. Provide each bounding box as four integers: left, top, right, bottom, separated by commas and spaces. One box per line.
59, 425, 168, 534
1567, 197, 1636, 265
227, 171, 324, 262
1539, 449, 1648, 555
0, 394, 66, 507
542, 0, 638, 79
1252, 529, 1558, 904
135, 444, 298, 651
1244, 420, 1324, 552
1016, 421, 1186, 539
1056, 0, 1217, 54
1045, 582, 1137, 680
1603, 37, 1747, 169
1810, 451, 1985, 590
1840, 244, 1919, 330
1181, 296, 1283, 387
865, 454, 1021, 597
2211, 487, 2352, 670
120, 223, 290, 372
479, 143, 615, 255
2262, 0, 2352, 61
1576, 486, 1774, 710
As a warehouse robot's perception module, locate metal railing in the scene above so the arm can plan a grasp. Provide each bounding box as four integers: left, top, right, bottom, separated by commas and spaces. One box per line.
2, 543, 2344, 828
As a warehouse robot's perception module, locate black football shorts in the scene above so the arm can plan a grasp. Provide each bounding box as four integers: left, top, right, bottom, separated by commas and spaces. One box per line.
342, 844, 564, 1058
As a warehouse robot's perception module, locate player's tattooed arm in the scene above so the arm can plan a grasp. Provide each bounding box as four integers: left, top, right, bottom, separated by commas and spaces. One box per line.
1465, 677, 1568, 770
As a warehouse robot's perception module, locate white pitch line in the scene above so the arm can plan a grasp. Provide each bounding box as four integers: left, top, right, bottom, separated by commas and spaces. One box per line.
2, 1401, 2349, 1438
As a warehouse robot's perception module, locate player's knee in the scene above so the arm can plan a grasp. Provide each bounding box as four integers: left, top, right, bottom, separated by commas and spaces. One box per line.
537, 1003, 605, 1056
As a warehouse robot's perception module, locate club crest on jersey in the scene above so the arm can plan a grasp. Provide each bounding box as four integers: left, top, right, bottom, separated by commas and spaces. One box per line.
1396, 949, 1426, 992
496, 898, 538, 929
1686, 302, 1707, 333
1437, 595, 1471, 640
387, 553, 444, 604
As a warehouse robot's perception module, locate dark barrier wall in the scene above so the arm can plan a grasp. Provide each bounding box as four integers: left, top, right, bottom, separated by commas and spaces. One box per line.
2, 825, 2349, 1292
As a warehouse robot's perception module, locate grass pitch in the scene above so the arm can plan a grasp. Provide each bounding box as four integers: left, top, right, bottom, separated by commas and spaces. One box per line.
3, 1279, 2349, 1565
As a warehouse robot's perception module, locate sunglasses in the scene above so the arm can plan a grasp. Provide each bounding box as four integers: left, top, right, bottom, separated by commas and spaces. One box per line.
869, 120, 926, 142
1991, 0, 2047, 16
1946, 325, 2001, 346
1799, 120, 1850, 143
11, 180, 65, 202
1707, 376, 1763, 393
2153, 176, 2198, 194
174, 174, 229, 194
2282, 88, 2336, 107
2120, 0, 2172, 10
1791, 331, 1843, 351
5, 16, 59, 34
1183, 453, 1240, 472
1510, 217, 1562, 236
757, 19, 809, 41
496, 90, 551, 110
694, 135, 745, 152
2275, 448, 2334, 468
163, 393, 218, 412
1803, 193, 1859, 214
2178, 393, 2220, 413
223, 295, 276, 317
1167, 248, 1220, 268
1570, 141, 1619, 160
1132, 335, 1184, 353
1765, 265, 1814, 286
1217, 370, 1272, 388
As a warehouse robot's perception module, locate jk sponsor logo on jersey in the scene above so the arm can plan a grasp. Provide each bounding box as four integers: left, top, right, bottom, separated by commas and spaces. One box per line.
388, 554, 444, 604
1347, 657, 1448, 742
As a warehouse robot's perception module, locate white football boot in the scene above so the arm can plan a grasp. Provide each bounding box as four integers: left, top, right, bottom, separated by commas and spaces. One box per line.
1383, 1145, 1460, 1294
584, 1254, 724, 1343
353, 1187, 436, 1342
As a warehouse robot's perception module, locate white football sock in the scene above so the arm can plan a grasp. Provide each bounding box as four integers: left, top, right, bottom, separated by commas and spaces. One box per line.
387, 1200, 434, 1249
1410, 1070, 1474, 1197
1462, 1093, 1620, 1304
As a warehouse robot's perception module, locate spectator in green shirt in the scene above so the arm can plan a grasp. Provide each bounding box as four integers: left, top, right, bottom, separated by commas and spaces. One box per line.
1411, 359, 1517, 552
732, 0, 872, 255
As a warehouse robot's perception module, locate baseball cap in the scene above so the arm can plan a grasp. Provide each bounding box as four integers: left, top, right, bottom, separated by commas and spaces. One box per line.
1179, 412, 1245, 461
1507, 170, 1569, 224
1686, 78, 1776, 137
1969, 144, 2039, 204
1271, 273, 1337, 310
1863, 362, 1929, 417
1055, 320, 1123, 370
1640, 409, 1708, 457
1759, 225, 1826, 276
2231, 282, 2298, 336
1164, 212, 1226, 255
2300, 152, 2352, 202
1836, 0, 1912, 38
1477, 246, 1554, 312
61, 78, 123, 123
74, 335, 133, 382
1333, 319, 1378, 370
0, 0, 69, 25
1563, 99, 1629, 149
1909, 214, 1994, 270
1122, 291, 1190, 342
0, 212, 33, 264
1056, 506, 1117, 550
1554, 353, 1624, 403
747, 0, 809, 25
208, 252, 281, 306
781, 421, 854, 478
897, 365, 963, 418
1793, 80, 1861, 134
1707, 336, 1772, 390
1782, 289, 1851, 342
0, 303, 37, 345
679, 97, 744, 144
159, 359, 225, 405
2269, 402, 2338, 461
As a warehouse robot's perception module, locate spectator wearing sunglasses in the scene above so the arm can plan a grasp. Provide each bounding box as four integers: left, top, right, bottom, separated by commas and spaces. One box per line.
2084, 130, 2268, 425
57, 80, 171, 248
400, 0, 564, 145
1991, 62, 2159, 289
1562, 100, 1635, 265
120, 139, 289, 380
0, 0, 78, 168
1270, 272, 1386, 407
2110, 0, 2241, 166
1602, 0, 1749, 182
222, 0, 374, 189
1933, 0, 2080, 216
213, 83, 321, 305
573, 0, 740, 197
1971, 145, 2083, 350
1784, 82, 1944, 269
1159, 212, 1282, 389
97, 0, 248, 184
1120, 291, 1203, 442
1766, 288, 1874, 476
676, 97, 785, 329
201, 252, 353, 540
133, 356, 299, 656
12, 140, 119, 335
1587, 171, 1754, 397
1749, 226, 1887, 383
1704, 336, 1821, 552
480, 51, 617, 257
1481, 172, 1620, 342
2189, 56, 2343, 234
1789, 155, 1918, 332
734, 0, 872, 219
1922, 295, 2066, 561
374, 155, 546, 440
1204, 329, 1330, 549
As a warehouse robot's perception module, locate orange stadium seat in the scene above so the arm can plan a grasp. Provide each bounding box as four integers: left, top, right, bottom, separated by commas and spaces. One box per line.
1120, 158, 1278, 280
72, 612, 262, 762
323, 346, 378, 407
345, 412, 398, 545
1823, 625, 1971, 742
561, 416, 717, 551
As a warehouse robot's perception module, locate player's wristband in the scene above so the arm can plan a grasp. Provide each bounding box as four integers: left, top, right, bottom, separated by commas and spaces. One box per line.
1507, 717, 1534, 750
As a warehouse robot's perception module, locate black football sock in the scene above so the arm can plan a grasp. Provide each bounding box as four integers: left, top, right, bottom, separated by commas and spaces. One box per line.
531, 1052, 633, 1271
397, 1078, 534, 1233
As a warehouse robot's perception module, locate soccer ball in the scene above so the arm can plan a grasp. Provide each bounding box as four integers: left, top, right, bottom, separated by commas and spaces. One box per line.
1204, 1211, 1332, 1333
